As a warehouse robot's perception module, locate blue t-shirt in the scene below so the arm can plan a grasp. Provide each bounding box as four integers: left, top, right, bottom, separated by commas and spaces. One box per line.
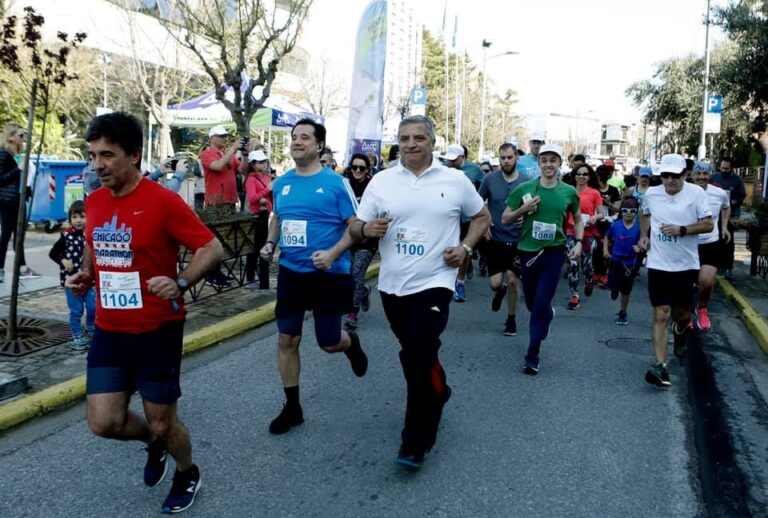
517, 154, 541, 178
272, 168, 357, 274
606, 218, 641, 266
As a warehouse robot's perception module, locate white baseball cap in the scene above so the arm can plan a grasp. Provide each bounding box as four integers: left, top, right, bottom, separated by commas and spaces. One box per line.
529, 131, 546, 143
658, 154, 686, 174
441, 144, 465, 161
538, 143, 563, 160
208, 125, 228, 138
248, 149, 269, 162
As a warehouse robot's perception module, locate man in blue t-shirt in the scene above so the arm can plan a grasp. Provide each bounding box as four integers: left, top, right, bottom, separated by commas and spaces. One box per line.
517, 131, 545, 178
260, 119, 368, 435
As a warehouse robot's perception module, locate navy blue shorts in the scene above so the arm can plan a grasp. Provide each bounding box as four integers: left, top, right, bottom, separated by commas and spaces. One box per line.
275, 265, 353, 347
647, 268, 698, 309
86, 321, 184, 404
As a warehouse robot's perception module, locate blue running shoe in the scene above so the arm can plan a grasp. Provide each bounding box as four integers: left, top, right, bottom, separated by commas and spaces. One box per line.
454, 281, 467, 303
162, 465, 201, 514
144, 439, 168, 487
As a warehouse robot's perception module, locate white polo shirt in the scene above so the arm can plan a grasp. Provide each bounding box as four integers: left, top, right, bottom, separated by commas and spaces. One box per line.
357, 159, 485, 296
699, 184, 730, 244
641, 182, 712, 272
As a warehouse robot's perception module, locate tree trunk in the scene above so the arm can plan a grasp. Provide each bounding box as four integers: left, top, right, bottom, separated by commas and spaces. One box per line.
7, 79, 37, 341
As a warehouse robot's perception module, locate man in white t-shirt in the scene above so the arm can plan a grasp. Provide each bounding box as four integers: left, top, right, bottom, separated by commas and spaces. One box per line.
691, 160, 730, 331
352, 115, 490, 470
639, 154, 713, 388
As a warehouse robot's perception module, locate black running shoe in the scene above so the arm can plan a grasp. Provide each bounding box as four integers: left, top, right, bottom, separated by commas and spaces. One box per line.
396, 444, 426, 470
491, 284, 508, 312
144, 439, 168, 487
269, 404, 304, 434
345, 330, 368, 377
645, 362, 671, 388
523, 355, 539, 376
161, 464, 201, 514
503, 317, 517, 337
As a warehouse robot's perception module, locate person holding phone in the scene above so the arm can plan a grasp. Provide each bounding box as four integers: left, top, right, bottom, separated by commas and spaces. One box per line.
200, 125, 244, 208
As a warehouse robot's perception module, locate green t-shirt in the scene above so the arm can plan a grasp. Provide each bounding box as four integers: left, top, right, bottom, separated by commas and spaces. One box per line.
506, 179, 580, 252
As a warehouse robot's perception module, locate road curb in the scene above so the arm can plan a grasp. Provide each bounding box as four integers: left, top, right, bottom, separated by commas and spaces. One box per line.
716, 276, 768, 356
0, 264, 380, 432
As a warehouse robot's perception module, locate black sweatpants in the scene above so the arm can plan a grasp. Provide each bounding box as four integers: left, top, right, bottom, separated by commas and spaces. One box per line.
380, 287, 452, 450
0, 200, 25, 269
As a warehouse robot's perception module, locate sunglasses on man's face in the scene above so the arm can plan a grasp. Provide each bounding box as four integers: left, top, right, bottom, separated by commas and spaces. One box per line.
660, 172, 683, 180
350, 165, 367, 172
621, 208, 638, 214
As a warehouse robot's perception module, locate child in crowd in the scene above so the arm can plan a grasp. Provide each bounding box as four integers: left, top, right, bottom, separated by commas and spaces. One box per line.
49, 200, 95, 350
603, 197, 642, 325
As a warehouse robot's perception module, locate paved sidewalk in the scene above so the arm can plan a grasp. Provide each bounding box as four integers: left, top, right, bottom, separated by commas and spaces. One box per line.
0, 278, 276, 397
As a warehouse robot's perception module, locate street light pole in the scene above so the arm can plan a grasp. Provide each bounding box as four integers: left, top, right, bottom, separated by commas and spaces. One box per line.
479, 41, 518, 159
698, 0, 711, 160
98, 53, 111, 109
479, 39, 491, 158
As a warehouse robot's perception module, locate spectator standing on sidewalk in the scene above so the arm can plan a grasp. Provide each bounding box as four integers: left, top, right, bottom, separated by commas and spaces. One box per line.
67, 112, 224, 514
639, 154, 712, 388
242, 149, 273, 289
0, 122, 41, 282
259, 118, 368, 436
49, 200, 95, 351
711, 157, 745, 280
353, 115, 489, 469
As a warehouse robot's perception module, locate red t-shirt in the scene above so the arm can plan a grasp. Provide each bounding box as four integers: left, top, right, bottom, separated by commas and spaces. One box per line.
200, 147, 239, 205
244, 173, 273, 213
566, 187, 603, 238
86, 179, 215, 333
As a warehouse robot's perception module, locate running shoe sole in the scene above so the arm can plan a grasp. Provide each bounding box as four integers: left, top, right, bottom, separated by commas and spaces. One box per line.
161, 479, 201, 514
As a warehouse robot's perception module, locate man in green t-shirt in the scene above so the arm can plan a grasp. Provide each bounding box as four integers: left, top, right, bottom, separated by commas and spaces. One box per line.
502, 144, 583, 375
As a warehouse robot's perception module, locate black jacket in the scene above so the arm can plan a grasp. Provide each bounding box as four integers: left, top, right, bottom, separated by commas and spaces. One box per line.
0, 150, 21, 203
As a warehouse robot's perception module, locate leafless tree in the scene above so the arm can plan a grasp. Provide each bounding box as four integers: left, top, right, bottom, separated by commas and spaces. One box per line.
161, 0, 313, 137
299, 53, 345, 119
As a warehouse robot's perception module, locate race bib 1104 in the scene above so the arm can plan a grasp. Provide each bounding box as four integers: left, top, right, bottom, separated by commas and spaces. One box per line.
99, 271, 143, 310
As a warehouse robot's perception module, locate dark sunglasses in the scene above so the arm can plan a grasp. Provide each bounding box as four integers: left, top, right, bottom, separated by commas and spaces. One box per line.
660, 172, 683, 180
350, 165, 367, 172
621, 208, 638, 214
481, 168, 492, 173
574, 172, 589, 177
15, 132, 25, 138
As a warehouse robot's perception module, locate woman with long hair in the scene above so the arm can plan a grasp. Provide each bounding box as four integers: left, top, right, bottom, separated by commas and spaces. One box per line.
0, 122, 40, 282
343, 153, 377, 329
565, 164, 604, 309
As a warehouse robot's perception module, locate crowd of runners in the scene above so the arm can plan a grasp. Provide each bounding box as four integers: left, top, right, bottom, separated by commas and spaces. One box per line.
59, 110, 744, 513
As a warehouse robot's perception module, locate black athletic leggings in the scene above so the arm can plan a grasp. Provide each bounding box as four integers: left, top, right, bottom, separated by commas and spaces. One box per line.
0, 199, 25, 268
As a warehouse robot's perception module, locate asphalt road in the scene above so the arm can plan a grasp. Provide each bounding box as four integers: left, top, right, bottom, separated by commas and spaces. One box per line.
0, 267, 733, 517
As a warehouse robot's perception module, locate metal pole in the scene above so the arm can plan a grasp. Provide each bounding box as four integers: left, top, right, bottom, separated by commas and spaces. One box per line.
479, 40, 490, 158
698, 0, 711, 160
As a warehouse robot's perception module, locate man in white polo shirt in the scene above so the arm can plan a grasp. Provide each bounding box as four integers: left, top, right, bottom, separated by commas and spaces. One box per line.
639, 154, 713, 388
351, 115, 490, 470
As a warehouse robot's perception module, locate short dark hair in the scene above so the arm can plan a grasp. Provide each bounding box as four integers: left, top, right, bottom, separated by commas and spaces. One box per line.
68, 200, 86, 221
462, 145, 469, 159
517, 149, 525, 157
499, 143, 517, 154
85, 112, 143, 158
720, 156, 734, 167
292, 118, 326, 149
349, 153, 370, 169
685, 158, 695, 172
595, 164, 611, 183
621, 197, 640, 209
573, 154, 586, 162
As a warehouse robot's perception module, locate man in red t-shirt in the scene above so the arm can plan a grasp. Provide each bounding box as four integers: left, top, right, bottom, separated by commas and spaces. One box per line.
200, 125, 243, 206
67, 112, 223, 514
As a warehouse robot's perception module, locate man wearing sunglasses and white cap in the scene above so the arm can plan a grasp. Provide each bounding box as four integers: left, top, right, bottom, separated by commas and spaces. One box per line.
639, 154, 713, 388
